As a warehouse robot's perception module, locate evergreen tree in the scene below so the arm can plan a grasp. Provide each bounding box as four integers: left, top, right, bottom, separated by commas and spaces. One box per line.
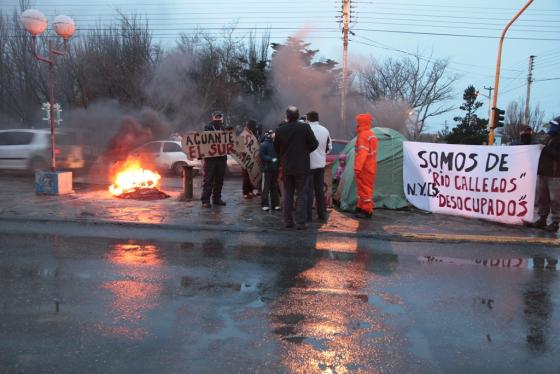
445, 85, 489, 145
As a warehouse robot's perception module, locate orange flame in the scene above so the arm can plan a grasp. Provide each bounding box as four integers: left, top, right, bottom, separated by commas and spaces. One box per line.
109, 159, 161, 196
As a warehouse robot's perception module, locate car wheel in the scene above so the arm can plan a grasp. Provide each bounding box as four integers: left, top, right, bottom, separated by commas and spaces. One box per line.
29, 157, 48, 173
173, 162, 188, 176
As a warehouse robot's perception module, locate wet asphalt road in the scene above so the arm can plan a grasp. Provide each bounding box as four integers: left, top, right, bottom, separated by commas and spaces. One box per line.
1, 231, 559, 373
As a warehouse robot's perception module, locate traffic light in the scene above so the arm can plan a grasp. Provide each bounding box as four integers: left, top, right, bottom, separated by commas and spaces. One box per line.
492, 107, 505, 128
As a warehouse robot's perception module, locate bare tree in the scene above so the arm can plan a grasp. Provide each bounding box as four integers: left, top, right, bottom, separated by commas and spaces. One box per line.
147, 28, 272, 131
65, 13, 157, 109
359, 51, 458, 139
503, 99, 545, 143
0, 1, 46, 126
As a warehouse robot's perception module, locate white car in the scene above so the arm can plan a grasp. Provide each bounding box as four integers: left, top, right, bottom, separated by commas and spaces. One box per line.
0, 129, 85, 172
130, 140, 201, 176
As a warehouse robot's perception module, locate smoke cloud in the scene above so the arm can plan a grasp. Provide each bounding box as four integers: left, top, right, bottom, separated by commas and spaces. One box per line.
145, 50, 207, 132
64, 100, 172, 182
265, 35, 408, 138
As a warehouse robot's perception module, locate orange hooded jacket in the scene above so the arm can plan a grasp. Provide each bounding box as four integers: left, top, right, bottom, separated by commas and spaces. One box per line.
354, 113, 377, 175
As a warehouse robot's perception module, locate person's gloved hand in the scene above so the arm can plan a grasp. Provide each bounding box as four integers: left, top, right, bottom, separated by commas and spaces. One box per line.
272, 158, 278, 163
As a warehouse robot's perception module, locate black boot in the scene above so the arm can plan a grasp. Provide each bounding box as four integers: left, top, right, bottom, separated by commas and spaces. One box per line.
354, 208, 372, 219
527, 216, 548, 228
545, 221, 559, 233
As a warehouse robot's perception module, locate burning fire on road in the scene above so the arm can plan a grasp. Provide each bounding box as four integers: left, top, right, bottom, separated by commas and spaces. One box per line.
109, 159, 170, 200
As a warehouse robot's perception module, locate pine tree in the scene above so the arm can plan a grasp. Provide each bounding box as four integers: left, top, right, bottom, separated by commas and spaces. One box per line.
445, 85, 489, 145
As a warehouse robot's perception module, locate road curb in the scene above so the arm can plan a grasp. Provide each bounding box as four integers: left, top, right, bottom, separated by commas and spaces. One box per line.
395, 231, 560, 246
1, 216, 559, 247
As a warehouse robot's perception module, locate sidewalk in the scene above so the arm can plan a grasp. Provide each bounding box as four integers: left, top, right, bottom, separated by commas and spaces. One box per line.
0, 174, 558, 246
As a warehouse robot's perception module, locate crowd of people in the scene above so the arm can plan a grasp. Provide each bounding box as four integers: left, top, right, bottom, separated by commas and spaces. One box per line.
199, 106, 379, 230
196, 107, 559, 234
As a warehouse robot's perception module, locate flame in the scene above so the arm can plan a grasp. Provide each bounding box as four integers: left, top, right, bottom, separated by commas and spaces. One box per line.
109, 159, 161, 196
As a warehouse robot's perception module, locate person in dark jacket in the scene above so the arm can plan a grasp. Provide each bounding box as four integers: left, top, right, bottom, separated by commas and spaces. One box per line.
201, 111, 229, 208
259, 130, 280, 211
274, 106, 319, 229
511, 126, 535, 145
532, 117, 560, 232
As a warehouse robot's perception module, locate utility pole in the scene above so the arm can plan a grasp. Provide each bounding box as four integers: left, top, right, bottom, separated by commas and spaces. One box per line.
484, 86, 494, 120
524, 55, 536, 127
341, 0, 351, 135
488, 0, 533, 145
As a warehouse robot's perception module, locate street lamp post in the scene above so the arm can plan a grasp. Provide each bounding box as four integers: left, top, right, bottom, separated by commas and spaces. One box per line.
488, 0, 533, 145
21, 9, 76, 194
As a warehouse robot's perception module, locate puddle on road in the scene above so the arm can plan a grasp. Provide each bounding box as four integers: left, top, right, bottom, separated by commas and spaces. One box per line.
107, 243, 163, 266
104, 206, 166, 223
3, 232, 559, 372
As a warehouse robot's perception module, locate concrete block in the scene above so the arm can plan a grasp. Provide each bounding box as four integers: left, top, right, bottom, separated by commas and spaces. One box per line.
35, 171, 73, 195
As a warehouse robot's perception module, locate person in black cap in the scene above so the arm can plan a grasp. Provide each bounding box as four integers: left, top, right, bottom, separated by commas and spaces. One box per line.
530, 117, 560, 232
201, 111, 229, 208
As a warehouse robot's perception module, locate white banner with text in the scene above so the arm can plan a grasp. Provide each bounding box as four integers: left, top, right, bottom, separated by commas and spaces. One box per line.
403, 142, 542, 225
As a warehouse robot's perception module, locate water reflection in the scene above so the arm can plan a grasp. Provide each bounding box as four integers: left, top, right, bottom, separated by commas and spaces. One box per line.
524, 256, 557, 354
270, 250, 402, 373
315, 237, 357, 253
98, 242, 164, 340
104, 206, 166, 224
202, 238, 225, 258
107, 243, 163, 266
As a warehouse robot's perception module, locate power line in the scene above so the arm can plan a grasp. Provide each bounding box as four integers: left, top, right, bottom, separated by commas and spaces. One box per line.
7, 23, 555, 35
29, 0, 560, 14
4, 23, 557, 42
352, 11, 560, 23
16, 5, 560, 23
350, 1, 560, 12
534, 77, 560, 82
61, 17, 560, 32
500, 82, 527, 95
352, 36, 540, 81
353, 28, 560, 41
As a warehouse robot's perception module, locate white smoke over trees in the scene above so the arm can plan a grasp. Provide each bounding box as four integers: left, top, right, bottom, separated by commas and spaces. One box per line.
146, 31, 272, 132
1, 2, 458, 150
267, 36, 381, 138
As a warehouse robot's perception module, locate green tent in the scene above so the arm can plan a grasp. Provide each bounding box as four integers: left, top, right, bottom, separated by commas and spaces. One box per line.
333, 127, 408, 210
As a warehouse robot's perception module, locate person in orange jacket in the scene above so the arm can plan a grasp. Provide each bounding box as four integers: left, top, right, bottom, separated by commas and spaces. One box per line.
354, 113, 378, 219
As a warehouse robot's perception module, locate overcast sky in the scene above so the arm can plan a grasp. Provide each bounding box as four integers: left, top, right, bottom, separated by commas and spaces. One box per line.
2, 0, 559, 131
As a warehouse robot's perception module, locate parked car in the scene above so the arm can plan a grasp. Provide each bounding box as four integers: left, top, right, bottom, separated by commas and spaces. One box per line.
130, 140, 201, 176
326, 139, 349, 164
0, 129, 85, 172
